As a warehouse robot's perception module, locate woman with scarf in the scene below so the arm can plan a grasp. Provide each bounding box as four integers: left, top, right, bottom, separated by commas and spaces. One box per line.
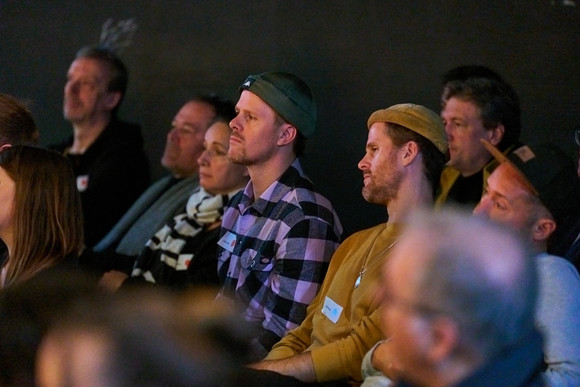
100, 119, 248, 292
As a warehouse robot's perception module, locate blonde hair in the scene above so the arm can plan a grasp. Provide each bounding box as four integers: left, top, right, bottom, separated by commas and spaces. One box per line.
0, 146, 84, 287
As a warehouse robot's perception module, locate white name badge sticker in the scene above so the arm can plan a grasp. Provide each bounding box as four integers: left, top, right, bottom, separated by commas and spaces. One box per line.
77, 175, 89, 192
322, 296, 343, 324
218, 231, 237, 253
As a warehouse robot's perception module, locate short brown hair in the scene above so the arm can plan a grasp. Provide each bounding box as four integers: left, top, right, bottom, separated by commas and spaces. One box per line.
386, 122, 446, 198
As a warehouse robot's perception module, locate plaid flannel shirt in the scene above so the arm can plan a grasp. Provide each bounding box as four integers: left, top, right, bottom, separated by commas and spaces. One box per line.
217, 159, 343, 357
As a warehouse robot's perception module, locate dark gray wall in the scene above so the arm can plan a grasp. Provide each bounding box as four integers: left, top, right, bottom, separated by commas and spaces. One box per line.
1, 1, 579, 235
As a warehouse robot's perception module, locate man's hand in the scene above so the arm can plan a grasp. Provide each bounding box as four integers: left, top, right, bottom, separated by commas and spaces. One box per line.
372, 340, 403, 380
249, 352, 316, 383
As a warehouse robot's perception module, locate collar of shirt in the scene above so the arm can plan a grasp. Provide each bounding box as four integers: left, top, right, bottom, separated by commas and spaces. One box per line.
237, 159, 309, 216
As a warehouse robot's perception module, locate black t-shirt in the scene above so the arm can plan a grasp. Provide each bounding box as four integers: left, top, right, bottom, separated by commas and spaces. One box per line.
446, 170, 484, 210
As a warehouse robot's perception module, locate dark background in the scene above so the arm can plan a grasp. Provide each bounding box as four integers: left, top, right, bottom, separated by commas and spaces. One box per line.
1, 1, 579, 236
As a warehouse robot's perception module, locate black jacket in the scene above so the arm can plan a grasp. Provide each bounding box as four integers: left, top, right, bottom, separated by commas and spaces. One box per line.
51, 119, 150, 247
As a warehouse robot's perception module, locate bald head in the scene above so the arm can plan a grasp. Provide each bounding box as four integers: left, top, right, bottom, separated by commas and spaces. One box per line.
382, 208, 538, 379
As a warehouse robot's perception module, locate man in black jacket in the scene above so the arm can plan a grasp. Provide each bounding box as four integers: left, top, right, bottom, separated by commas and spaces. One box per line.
51, 46, 150, 247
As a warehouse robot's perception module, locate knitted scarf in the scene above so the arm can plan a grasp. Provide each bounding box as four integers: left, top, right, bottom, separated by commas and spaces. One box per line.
131, 187, 229, 283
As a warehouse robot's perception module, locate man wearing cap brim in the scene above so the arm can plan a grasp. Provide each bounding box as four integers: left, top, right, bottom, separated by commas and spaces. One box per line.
249, 103, 447, 385
216, 72, 343, 360
474, 140, 580, 386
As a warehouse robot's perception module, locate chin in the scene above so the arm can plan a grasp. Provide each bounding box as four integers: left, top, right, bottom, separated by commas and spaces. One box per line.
227, 154, 244, 165
201, 186, 215, 194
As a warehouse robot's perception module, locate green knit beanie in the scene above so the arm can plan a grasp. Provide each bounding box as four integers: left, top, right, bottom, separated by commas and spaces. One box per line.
240, 72, 317, 137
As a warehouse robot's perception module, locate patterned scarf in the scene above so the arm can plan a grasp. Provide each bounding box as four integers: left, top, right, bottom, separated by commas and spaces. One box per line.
131, 187, 229, 283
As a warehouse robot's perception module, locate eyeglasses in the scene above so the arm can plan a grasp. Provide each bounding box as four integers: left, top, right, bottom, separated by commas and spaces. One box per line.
575, 126, 580, 147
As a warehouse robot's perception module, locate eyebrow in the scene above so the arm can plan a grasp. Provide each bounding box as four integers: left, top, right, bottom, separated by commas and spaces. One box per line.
488, 180, 532, 206
488, 189, 510, 202
235, 104, 261, 116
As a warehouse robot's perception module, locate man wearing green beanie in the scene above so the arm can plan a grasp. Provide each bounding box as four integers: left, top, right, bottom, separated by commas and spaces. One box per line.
216, 72, 343, 360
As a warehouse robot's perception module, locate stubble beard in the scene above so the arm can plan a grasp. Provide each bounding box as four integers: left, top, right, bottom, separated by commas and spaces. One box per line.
362, 170, 402, 205
228, 140, 278, 167
227, 145, 251, 166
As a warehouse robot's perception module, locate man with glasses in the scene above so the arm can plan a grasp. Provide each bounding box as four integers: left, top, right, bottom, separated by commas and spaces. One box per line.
372, 209, 544, 387
84, 95, 231, 274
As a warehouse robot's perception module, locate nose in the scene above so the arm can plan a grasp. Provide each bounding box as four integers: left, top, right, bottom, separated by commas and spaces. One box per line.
229, 115, 241, 132
444, 122, 453, 138
358, 154, 369, 171
167, 128, 179, 142
473, 196, 490, 218
197, 149, 210, 166
64, 80, 79, 95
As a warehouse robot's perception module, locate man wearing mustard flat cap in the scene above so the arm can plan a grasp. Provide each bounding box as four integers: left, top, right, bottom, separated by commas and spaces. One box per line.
216, 72, 343, 360
244, 103, 447, 386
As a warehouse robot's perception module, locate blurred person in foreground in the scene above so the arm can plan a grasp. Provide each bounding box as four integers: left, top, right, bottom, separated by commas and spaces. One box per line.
366, 209, 543, 387
36, 287, 256, 387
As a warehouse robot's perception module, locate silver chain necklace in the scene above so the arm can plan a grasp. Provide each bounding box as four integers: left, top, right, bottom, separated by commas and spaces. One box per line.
354, 238, 400, 289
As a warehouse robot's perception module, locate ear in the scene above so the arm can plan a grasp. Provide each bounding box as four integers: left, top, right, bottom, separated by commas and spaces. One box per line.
0, 144, 12, 151
103, 91, 122, 111
277, 123, 297, 147
531, 217, 557, 242
425, 316, 459, 364
487, 124, 505, 147
401, 141, 419, 166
